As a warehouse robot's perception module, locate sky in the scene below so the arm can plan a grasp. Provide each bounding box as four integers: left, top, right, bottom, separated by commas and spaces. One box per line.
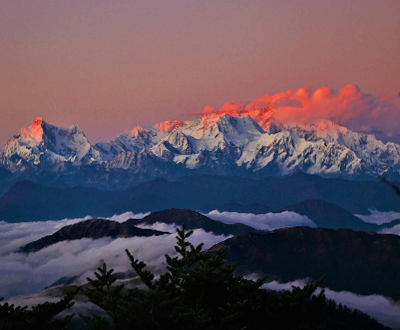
1, 0, 399, 145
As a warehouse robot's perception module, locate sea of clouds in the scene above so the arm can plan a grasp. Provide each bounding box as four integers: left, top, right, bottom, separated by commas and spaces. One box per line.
0, 210, 316, 299
0, 213, 228, 299
2, 209, 400, 327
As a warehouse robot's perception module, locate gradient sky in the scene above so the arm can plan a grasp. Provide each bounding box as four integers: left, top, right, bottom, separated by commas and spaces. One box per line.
1, 0, 399, 145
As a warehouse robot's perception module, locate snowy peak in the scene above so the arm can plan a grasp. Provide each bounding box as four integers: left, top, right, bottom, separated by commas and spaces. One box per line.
181, 112, 264, 139
200, 106, 275, 132
287, 120, 400, 171
129, 125, 158, 138
3, 108, 400, 180
4, 118, 100, 166
95, 120, 184, 161
289, 120, 350, 142
154, 120, 184, 133
165, 130, 193, 154
245, 107, 275, 131
19, 117, 44, 144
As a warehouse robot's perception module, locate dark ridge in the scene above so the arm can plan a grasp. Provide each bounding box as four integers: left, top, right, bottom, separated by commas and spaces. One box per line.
210, 226, 400, 300
378, 218, 400, 230
127, 208, 258, 236
3, 173, 400, 223
0, 180, 119, 222
21, 218, 166, 253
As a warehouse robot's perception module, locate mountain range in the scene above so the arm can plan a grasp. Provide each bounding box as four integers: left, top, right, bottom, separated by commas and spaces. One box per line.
1, 173, 400, 223
1, 108, 400, 194
4, 110, 400, 329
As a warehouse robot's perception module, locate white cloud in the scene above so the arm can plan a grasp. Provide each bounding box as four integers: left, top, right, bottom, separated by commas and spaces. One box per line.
262, 279, 400, 328
108, 212, 150, 223
356, 209, 400, 225
136, 222, 186, 233
0, 218, 89, 256
380, 224, 400, 236
203, 210, 315, 231
0, 217, 228, 300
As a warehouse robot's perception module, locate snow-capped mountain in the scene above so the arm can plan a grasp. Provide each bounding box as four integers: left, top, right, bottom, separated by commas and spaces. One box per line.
1, 108, 400, 189
3, 117, 102, 170
94, 120, 184, 161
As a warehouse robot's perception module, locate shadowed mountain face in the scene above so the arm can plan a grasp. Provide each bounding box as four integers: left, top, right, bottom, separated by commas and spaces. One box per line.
21, 219, 166, 253
210, 227, 400, 300
127, 208, 258, 236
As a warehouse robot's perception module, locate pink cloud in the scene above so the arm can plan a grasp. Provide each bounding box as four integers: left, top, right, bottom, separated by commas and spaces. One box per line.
219, 101, 245, 113
187, 85, 400, 143
190, 105, 215, 115
249, 85, 400, 143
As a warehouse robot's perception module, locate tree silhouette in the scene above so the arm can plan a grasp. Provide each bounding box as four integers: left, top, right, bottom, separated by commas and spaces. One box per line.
82, 225, 326, 330
0, 290, 76, 330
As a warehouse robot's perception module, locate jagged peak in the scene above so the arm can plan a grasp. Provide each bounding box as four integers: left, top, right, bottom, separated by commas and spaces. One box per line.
19, 117, 46, 143
16, 117, 87, 141
32, 117, 43, 126
289, 120, 377, 146
191, 107, 274, 132
155, 120, 183, 133
128, 126, 157, 137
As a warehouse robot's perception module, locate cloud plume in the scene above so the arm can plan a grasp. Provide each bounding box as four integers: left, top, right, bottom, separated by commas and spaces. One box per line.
204, 210, 315, 231
356, 209, 400, 225
252, 85, 400, 143
192, 85, 400, 143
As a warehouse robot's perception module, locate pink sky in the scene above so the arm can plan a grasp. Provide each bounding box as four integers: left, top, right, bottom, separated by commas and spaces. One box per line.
1, 0, 399, 145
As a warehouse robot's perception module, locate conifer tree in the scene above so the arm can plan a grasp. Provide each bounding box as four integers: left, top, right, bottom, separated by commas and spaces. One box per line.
82, 225, 326, 330
0, 290, 76, 330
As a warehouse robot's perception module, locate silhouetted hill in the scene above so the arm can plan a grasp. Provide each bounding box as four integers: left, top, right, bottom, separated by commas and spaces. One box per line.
95, 173, 400, 214
2, 174, 400, 223
210, 226, 400, 300
278, 199, 377, 231
128, 208, 258, 236
279, 199, 400, 232
0, 180, 119, 222
21, 218, 165, 253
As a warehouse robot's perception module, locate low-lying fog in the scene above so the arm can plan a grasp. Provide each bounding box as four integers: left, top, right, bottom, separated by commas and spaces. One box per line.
1, 210, 400, 327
